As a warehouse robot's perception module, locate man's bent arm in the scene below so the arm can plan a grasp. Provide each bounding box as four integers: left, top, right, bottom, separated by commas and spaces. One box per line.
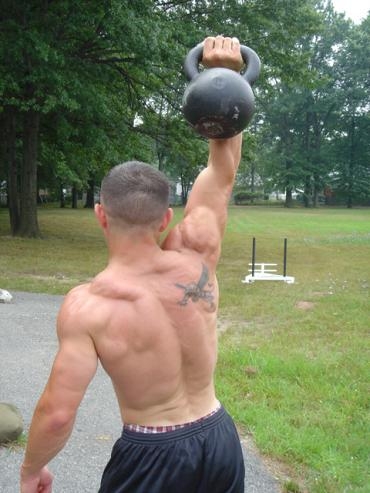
21, 293, 98, 483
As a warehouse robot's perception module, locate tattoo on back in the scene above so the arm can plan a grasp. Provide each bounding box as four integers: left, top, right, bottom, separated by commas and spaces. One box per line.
175, 263, 215, 310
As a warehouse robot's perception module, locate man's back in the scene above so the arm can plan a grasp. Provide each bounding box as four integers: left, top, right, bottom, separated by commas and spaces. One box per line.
68, 249, 219, 427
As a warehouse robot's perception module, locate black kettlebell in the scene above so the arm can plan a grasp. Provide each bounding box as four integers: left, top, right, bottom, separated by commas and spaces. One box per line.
182, 43, 261, 139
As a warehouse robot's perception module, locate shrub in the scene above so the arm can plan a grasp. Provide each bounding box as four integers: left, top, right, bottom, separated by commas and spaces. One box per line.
233, 191, 263, 205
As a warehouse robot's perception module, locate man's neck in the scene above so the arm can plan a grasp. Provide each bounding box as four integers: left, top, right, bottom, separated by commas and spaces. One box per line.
106, 229, 163, 266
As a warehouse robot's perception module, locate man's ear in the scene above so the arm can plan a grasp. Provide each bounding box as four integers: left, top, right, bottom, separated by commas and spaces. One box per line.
159, 208, 174, 232
94, 203, 108, 230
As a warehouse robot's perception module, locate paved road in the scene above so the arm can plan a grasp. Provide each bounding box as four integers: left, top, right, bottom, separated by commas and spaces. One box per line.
0, 291, 281, 492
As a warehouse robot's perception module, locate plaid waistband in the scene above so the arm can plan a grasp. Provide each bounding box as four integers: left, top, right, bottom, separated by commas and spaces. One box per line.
123, 401, 222, 434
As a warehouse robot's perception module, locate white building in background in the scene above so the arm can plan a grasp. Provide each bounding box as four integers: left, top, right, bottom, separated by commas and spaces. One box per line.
268, 190, 302, 201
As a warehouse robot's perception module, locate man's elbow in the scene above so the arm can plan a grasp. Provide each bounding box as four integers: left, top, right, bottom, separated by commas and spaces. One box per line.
47, 410, 75, 434
35, 401, 76, 435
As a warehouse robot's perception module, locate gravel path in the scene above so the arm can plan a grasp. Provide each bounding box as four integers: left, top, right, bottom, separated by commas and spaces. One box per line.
0, 291, 281, 492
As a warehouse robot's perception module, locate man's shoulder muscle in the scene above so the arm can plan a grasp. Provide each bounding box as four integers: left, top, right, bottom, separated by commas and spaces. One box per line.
162, 206, 222, 262
57, 284, 104, 337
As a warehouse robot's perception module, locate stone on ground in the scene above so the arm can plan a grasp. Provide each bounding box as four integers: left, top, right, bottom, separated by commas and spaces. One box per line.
0, 403, 23, 444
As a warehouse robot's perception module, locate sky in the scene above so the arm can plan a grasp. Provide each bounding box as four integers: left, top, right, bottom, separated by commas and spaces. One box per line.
330, 0, 369, 23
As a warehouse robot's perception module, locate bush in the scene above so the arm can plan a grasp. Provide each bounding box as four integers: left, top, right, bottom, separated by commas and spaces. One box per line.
233, 191, 263, 205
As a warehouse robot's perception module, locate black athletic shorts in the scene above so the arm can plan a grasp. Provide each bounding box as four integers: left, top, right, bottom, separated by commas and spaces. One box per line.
99, 405, 245, 493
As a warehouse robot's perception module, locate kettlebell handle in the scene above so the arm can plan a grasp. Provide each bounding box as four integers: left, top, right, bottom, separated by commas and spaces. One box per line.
184, 42, 261, 86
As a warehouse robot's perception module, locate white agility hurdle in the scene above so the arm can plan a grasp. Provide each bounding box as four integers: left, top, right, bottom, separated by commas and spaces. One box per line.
242, 238, 295, 284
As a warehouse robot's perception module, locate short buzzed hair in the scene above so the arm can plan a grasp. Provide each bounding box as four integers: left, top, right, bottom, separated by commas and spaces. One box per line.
100, 161, 170, 226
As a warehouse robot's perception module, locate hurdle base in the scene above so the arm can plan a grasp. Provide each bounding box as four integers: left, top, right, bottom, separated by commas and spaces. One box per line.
242, 273, 295, 284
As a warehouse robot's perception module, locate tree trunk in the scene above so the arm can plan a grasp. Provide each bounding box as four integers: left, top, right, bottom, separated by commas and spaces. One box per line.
84, 179, 95, 208
250, 160, 255, 204
156, 141, 166, 172
60, 184, 66, 208
303, 111, 311, 208
312, 117, 322, 208
285, 187, 293, 207
180, 173, 190, 205
284, 157, 294, 208
313, 172, 320, 207
303, 175, 311, 208
17, 110, 41, 237
2, 106, 20, 234
8, 150, 20, 235
72, 185, 78, 209
347, 116, 355, 209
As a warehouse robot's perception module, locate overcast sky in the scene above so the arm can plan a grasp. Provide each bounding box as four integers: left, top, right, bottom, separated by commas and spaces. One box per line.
330, 0, 369, 23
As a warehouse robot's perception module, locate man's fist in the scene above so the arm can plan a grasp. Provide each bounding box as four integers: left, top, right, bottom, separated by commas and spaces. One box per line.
202, 35, 243, 72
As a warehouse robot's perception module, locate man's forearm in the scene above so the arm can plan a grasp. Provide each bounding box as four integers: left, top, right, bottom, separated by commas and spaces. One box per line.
21, 404, 75, 477
208, 133, 243, 177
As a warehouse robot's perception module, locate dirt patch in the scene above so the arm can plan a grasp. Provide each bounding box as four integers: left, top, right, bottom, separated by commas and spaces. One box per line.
26, 273, 91, 284
295, 301, 315, 310
217, 317, 234, 332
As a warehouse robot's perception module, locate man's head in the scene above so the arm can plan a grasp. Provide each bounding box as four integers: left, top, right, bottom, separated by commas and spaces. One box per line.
96, 161, 172, 234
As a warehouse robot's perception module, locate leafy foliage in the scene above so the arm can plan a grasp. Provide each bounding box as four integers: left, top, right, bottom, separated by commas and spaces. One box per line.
258, 3, 370, 207
0, 1, 369, 236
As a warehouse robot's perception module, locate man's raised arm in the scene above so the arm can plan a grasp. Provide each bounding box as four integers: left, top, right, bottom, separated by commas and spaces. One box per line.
162, 36, 244, 258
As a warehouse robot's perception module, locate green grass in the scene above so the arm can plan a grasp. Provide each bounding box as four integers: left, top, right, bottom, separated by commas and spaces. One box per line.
2, 433, 28, 451
217, 207, 370, 493
0, 207, 107, 293
1, 205, 369, 492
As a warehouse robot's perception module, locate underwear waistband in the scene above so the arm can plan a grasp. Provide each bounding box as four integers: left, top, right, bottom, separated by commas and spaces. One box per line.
123, 401, 222, 434
123, 402, 221, 433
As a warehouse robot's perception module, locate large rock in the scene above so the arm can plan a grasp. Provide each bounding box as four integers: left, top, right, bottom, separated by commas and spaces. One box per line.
0, 403, 23, 444
0, 289, 13, 303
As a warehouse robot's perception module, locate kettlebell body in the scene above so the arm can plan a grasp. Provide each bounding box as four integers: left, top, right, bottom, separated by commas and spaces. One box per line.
182, 43, 261, 139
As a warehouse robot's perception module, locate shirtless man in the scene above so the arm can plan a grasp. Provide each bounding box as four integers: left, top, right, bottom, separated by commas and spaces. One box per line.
20, 36, 245, 493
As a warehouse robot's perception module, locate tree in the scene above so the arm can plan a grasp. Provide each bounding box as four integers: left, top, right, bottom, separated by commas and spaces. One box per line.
329, 15, 370, 207
0, 0, 175, 235
257, 1, 368, 208
296, 3, 348, 206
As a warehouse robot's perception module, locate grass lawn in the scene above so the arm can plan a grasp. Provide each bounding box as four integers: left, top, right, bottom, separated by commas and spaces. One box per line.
1, 205, 369, 492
